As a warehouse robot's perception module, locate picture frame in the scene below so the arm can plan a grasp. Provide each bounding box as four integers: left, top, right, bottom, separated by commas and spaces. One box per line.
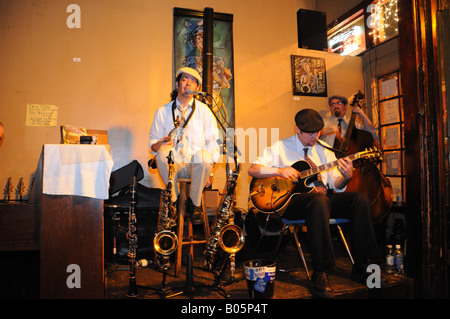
381, 124, 402, 150
291, 55, 327, 97
378, 72, 400, 100
173, 8, 235, 130
379, 98, 401, 124
382, 150, 402, 175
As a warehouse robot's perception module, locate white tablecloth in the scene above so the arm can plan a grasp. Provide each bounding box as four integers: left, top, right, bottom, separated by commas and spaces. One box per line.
42, 144, 114, 199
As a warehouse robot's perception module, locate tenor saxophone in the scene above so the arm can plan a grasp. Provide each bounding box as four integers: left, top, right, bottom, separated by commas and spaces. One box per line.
204, 163, 244, 273
154, 150, 178, 270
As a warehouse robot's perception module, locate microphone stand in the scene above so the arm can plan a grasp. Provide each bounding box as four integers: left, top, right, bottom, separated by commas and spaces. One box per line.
192, 94, 245, 298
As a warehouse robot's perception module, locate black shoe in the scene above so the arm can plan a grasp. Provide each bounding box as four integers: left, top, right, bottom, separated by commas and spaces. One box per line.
350, 263, 370, 284
186, 198, 204, 225
191, 206, 204, 225
309, 272, 334, 299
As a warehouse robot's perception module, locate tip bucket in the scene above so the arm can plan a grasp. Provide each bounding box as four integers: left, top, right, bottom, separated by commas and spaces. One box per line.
243, 259, 276, 299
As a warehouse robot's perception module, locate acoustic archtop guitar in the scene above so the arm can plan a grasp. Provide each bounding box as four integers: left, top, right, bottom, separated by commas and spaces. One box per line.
249, 148, 381, 216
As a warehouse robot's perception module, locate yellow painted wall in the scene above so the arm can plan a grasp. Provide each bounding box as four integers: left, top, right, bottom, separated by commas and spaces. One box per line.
0, 0, 362, 208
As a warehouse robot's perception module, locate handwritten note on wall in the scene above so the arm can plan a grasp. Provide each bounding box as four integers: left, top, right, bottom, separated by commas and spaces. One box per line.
26, 104, 58, 127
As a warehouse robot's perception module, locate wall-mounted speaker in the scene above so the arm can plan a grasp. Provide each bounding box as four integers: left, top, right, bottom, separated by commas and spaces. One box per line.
297, 9, 328, 51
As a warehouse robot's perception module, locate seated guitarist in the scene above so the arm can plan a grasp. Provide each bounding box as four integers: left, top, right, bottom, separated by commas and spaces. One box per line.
248, 108, 379, 299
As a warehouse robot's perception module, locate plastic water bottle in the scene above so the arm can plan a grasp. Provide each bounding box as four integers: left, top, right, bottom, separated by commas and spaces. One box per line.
386, 245, 395, 273
394, 244, 405, 276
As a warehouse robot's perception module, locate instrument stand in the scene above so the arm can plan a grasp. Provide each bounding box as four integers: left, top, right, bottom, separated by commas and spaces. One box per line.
209, 256, 234, 299
136, 263, 183, 299
191, 256, 231, 299
195, 254, 245, 299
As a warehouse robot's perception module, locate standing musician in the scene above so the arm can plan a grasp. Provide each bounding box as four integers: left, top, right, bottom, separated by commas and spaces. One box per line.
248, 109, 379, 298
149, 67, 220, 224
320, 95, 376, 147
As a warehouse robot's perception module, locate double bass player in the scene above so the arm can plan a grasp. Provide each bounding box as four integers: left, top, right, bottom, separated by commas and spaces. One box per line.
320, 94, 377, 148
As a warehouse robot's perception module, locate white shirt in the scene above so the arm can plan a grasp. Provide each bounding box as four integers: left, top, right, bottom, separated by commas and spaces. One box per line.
321, 114, 365, 146
253, 134, 346, 193
149, 98, 220, 163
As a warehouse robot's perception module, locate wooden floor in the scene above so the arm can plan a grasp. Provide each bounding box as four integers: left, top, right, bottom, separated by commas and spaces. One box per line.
105, 234, 414, 301
0, 220, 415, 304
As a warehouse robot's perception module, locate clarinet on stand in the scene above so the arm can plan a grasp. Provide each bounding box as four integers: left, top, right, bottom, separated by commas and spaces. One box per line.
126, 176, 138, 298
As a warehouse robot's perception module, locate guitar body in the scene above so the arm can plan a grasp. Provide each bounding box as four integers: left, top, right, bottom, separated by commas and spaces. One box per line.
249, 148, 381, 216
249, 160, 317, 215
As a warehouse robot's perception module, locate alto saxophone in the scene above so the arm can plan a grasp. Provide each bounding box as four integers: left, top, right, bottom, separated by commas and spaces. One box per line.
153, 150, 178, 270
204, 163, 244, 273
148, 117, 184, 169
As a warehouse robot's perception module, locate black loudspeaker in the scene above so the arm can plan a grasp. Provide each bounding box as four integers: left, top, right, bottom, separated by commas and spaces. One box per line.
297, 9, 327, 51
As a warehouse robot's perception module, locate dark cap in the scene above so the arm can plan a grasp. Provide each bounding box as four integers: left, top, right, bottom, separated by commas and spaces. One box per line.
295, 108, 324, 133
328, 95, 348, 106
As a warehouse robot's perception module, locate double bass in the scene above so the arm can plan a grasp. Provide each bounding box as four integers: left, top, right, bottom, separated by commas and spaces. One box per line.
332, 91, 393, 224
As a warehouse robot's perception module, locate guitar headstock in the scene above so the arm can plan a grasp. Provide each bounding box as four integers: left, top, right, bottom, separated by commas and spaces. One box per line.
359, 147, 382, 162
350, 90, 366, 109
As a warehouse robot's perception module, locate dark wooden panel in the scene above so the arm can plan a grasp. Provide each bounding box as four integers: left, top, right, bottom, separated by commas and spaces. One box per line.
0, 203, 40, 251
40, 194, 104, 299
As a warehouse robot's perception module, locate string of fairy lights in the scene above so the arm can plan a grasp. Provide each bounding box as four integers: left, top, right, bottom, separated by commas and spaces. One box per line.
368, 0, 399, 44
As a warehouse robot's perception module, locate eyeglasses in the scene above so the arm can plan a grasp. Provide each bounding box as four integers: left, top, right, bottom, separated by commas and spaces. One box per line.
330, 101, 343, 106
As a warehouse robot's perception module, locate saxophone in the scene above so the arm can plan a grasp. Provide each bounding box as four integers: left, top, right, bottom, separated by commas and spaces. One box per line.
148, 117, 184, 169
204, 162, 244, 273
153, 150, 178, 270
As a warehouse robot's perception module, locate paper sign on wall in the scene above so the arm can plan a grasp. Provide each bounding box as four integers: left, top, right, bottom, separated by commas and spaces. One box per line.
26, 104, 58, 127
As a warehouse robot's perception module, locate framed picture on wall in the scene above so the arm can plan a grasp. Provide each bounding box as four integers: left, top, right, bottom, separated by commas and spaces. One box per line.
380, 98, 401, 124
291, 55, 327, 97
173, 7, 235, 131
381, 124, 401, 150
378, 72, 400, 100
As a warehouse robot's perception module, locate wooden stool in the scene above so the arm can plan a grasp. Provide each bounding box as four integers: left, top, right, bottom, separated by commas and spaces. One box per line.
174, 178, 210, 277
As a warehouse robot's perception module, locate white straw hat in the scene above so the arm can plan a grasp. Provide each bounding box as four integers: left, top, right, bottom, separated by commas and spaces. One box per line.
176, 67, 202, 85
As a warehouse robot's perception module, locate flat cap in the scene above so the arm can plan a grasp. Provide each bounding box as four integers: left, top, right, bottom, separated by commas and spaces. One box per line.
295, 108, 324, 133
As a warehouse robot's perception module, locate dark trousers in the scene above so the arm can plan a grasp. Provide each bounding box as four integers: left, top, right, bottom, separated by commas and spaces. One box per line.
282, 192, 379, 271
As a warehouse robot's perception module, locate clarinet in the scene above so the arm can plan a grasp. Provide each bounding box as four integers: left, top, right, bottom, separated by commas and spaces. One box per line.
126, 176, 138, 298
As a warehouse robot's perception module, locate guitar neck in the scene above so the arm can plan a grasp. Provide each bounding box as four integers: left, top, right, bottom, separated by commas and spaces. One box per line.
299, 153, 361, 179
